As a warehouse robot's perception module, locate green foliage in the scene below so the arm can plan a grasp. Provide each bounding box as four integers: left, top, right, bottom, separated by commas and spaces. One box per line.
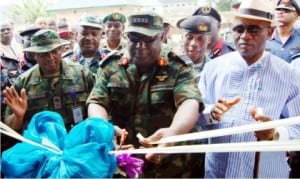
209, 0, 240, 12
8, 0, 49, 25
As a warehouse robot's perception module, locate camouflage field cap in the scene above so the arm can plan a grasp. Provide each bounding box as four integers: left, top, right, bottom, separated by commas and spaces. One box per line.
179, 16, 211, 34
23, 29, 70, 53
103, 12, 126, 23
125, 12, 163, 37
79, 15, 103, 29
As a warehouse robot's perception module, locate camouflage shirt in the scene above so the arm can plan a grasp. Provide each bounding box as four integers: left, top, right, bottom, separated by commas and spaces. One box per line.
5, 59, 95, 131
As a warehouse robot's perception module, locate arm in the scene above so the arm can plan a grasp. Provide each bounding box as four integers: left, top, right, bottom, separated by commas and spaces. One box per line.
87, 103, 108, 119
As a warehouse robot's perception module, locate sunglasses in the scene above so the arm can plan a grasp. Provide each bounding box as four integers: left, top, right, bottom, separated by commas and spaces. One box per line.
276, 8, 293, 13
127, 33, 157, 43
232, 25, 267, 35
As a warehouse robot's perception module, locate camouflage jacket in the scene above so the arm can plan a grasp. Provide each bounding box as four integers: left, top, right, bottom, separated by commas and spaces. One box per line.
5, 59, 95, 131
87, 50, 204, 147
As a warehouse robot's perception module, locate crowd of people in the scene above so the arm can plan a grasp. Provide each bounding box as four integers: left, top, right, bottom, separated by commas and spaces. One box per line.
1, 0, 300, 178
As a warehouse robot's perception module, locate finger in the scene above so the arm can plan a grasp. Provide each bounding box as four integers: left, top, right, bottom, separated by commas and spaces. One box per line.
20, 88, 27, 102
114, 125, 123, 136
227, 96, 241, 106
11, 86, 19, 98
3, 87, 13, 100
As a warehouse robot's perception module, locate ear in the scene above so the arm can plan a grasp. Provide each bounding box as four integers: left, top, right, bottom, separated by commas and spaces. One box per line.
267, 26, 275, 38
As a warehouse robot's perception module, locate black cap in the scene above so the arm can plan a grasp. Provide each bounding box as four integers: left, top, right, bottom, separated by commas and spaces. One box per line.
20, 25, 41, 36
179, 15, 211, 34
192, 6, 222, 22
276, 0, 300, 15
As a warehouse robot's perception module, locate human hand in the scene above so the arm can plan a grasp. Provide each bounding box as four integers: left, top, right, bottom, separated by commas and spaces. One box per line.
138, 128, 175, 164
3, 86, 27, 120
250, 107, 275, 141
18, 53, 27, 67
211, 96, 241, 121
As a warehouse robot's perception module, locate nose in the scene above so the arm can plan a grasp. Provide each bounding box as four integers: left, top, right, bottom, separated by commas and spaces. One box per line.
239, 29, 252, 39
135, 41, 147, 48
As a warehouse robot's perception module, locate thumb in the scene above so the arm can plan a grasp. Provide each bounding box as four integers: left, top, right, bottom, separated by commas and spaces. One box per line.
250, 107, 264, 121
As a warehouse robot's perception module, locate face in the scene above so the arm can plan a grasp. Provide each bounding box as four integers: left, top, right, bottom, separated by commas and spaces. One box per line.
47, 20, 57, 31
78, 26, 102, 56
104, 21, 124, 41
127, 32, 162, 72
0, 23, 13, 45
232, 18, 273, 64
183, 32, 211, 64
35, 18, 47, 29
275, 8, 298, 26
34, 46, 63, 75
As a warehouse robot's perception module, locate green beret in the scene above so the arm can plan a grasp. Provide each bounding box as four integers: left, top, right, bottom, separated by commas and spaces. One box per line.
103, 12, 126, 23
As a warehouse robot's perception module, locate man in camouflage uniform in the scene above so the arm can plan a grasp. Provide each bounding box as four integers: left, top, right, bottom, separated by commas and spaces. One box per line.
70, 15, 107, 74
100, 12, 127, 53
2, 29, 94, 151
87, 12, 204, 178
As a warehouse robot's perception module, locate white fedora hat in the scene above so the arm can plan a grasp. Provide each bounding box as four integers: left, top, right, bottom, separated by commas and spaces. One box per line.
230, 0, 277, 26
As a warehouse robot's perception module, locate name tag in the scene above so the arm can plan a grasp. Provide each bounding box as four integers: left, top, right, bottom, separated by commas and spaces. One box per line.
72, 106, 83, 124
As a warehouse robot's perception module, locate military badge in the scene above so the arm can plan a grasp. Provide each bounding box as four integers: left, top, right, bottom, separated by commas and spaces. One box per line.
113, 13, 121, 20
201, 7, 211, 14
198, 23, 208, 32
155, 74, 168, 82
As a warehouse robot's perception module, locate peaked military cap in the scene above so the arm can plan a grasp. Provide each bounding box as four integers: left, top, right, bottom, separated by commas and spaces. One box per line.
192, 6, 222, 22
276, 0, 300, 15
23, 29, 70, 53
126, 12, 163, 37
79, 15, 103, 29
179, 15, 211, 34
103, 12, 126, 23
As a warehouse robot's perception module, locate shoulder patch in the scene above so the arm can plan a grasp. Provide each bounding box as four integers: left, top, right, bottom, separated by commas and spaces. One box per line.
168, 52, 193, 66
99, 50, 121, 67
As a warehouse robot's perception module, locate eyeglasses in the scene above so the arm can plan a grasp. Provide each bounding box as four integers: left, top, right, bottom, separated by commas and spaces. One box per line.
127, 33, 157, 43
276, 8, 294, 13
232, 25, 267, 35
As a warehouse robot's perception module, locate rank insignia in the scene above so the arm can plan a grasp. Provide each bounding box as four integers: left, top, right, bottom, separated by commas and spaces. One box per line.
155, 75, 168, 82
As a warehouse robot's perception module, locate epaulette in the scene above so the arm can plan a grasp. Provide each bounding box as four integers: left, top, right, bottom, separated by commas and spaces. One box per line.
99, 50, 122, 67
168, 52, 193, 66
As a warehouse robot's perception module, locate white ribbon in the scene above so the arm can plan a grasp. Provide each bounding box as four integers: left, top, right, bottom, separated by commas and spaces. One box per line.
150, 116, 300, 144
110, 140, 300, 155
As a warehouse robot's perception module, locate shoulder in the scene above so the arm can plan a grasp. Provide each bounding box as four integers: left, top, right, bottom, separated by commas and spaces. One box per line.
168, 52, 193, 66
99, 50, 123, 67
223, 41, 235, 52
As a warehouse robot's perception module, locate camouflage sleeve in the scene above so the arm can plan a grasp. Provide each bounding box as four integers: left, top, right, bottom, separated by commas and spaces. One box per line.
86, 64, 111, 112
80, 66, 95, 93
173, 63, 204, 112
